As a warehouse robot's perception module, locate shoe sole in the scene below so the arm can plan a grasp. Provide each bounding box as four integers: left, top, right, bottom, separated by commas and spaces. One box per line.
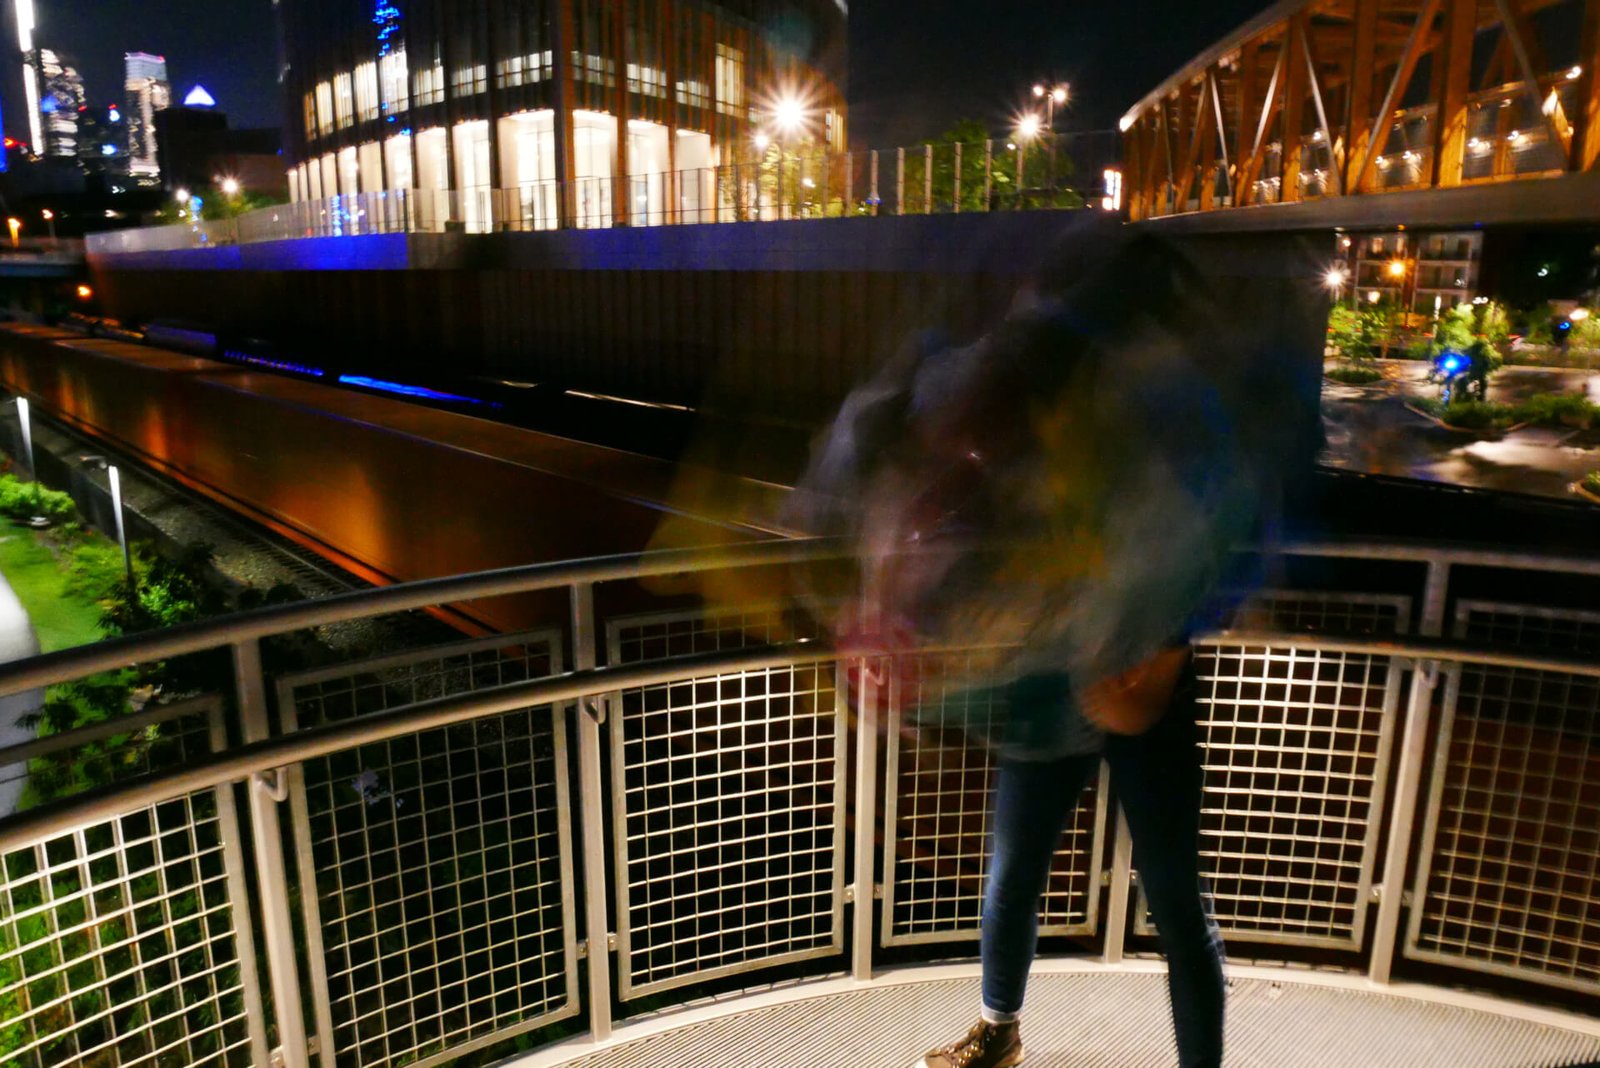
912, 1047, 1024, 1068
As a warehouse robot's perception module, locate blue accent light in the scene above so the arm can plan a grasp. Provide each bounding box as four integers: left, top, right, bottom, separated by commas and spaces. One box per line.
337, 374, 496, 407
100, 143, 117, 156
224, 349, 327, 377
1439, 354, 1463, 374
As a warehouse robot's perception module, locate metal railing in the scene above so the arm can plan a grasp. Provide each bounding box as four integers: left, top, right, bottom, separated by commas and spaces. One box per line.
88, 140, 1104, 255
1, 538, 1598, 1067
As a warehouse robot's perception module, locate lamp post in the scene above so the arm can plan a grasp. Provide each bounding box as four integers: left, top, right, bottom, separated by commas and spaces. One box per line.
39, 208, 55, 247
80, 455, 134, 587
6, 217, 20, 248
1014, 114, 1042, 205
14, 397, 32, 478
1032, 82, 1069, 190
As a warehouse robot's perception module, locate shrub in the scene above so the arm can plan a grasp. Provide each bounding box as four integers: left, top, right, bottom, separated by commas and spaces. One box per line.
1513, 392, 1600, 429
0, 474, 77, 523
1584, 470, 1600, 494
1325, 364, 1383, 385
1411, 397, 1515, 430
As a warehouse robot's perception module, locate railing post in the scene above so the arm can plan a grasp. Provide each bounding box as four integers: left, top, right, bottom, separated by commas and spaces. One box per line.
852, 658, 880, 981
1369, 659, 1441, 983
1420, 561, 1450, 637
869, 151, 880, 215
844, 151, 854, 215
571, 581, 614, 1041
234, 638, 311, 1068
924, 144, 934, 212
1102, 804, 1134, 964
984, 140, 994, 211
895, 147, 905, 215
953, 142, 962, 212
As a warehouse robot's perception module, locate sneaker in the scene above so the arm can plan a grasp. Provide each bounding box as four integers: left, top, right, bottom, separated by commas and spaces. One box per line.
917, 1019, 1023, 1068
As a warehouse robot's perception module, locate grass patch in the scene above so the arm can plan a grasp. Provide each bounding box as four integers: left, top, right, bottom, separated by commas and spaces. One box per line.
1514, 392, 1600, 430
0, 520, 105, 652
1325, 364, 1383, 385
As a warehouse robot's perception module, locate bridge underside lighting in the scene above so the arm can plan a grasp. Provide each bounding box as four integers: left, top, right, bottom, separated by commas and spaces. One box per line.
338, 374, 494, 405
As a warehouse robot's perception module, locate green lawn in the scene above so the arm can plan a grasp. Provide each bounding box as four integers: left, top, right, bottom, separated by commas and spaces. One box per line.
0, 521, 105, 652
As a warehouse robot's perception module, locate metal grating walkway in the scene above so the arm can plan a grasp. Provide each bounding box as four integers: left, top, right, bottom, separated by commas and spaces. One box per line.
511, 967, 1600, 1068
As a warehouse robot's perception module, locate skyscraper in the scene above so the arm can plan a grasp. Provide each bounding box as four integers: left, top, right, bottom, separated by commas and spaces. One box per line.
125, 51, 169, 180
13, 0, 42, 154
36, 47, 84, 158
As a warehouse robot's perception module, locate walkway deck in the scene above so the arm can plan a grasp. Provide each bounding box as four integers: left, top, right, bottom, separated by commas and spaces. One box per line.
509, 963, 1600, 1068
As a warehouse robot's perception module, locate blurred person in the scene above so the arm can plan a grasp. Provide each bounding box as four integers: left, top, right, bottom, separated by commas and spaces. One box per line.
786, 229, 1319, 1068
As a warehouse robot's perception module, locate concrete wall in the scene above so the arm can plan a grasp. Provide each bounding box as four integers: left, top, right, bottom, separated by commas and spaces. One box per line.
89, 214, 1330, 422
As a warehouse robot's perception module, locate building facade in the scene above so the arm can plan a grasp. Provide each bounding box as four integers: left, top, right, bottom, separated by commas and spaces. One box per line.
278, 0, 848, 230
125, 52, 171, 182
36, 47, 84, 158
1352, 231, 1484, 316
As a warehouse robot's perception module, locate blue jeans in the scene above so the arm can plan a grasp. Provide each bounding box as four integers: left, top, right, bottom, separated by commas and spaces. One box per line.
979, 669, 1225, 1068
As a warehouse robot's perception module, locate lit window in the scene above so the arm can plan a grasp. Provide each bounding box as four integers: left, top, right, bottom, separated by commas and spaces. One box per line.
495, 52, 551, 88
303, 91, 318, 140
413, 62, 444, 106
571, 52, 614, 87
714, 44, 743, 115
677, 79, 709, 109
315, 81, 334, 135
627, 62, 667, 97
452, 63, 487, 96
380, 49, 409, 113
354, 62, 379, 121
333, 72, 354, 128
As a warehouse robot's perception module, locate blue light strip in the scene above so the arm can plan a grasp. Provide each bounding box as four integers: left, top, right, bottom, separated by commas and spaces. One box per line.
337, 374, 494, 406
224, 349, 327, 377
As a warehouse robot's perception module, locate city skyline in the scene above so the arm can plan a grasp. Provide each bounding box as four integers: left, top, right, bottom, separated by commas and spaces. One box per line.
3, 0, 1270, 149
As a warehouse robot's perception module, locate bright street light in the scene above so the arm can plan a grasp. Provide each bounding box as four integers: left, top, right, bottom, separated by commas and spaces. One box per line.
1017, 114, 1042, 140
1323, 266, 1349, 291
220, 177, 241, 196
1387, 259, 1408, 279
175, 187, 189, 203
773, 96, 806, 134
1570, 308, 1591, 322
753, 133, 770, 151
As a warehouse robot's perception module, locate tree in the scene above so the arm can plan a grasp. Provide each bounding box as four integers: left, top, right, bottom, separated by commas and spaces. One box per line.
1327, 305, 1378, 362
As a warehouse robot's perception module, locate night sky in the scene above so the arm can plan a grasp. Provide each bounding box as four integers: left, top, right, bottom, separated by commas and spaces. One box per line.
10, 0, 1269, 145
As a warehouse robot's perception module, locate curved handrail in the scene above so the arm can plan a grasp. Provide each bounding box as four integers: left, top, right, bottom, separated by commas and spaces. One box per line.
0, 537, 847, 699
0, 534, 1594, 701
5, 627, 1597, 855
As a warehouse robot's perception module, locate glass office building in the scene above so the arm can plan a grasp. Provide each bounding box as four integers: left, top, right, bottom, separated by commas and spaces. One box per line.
279, 0, 848, 230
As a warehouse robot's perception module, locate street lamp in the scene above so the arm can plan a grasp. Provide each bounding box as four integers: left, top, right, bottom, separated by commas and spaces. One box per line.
40, 208, 55, 246
1032, 82, 1070, 189
6, 217, 20, 248
220, 176, 241, 196
79, 455, 134, 586
1015, 114, 1042, 196
14, 397, 32, 477
1323, 265, 1350, 299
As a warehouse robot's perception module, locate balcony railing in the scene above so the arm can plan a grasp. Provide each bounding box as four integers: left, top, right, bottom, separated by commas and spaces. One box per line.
87, 141, 1105, 256
0, 538, 1597, 1067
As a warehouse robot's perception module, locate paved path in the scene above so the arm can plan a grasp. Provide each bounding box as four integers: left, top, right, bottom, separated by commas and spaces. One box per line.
0, 564, 42, 817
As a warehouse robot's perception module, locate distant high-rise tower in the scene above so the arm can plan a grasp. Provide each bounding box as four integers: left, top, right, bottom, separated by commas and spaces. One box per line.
124, 52, 170, 180
13, 0, 42, 154
36, 47, 84, 158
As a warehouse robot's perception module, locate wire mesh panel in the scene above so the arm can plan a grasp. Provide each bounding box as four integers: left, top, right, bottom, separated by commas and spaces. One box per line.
279, 631, 577, 1068
1236, 590, 1411, 637
1455, 601, 1600, 658
0, 698, 267, 1067
881, 652, 1106, 946
1406, 661, 1600, 994
1134, 644, 1402, 949
606, 609, 846, 999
